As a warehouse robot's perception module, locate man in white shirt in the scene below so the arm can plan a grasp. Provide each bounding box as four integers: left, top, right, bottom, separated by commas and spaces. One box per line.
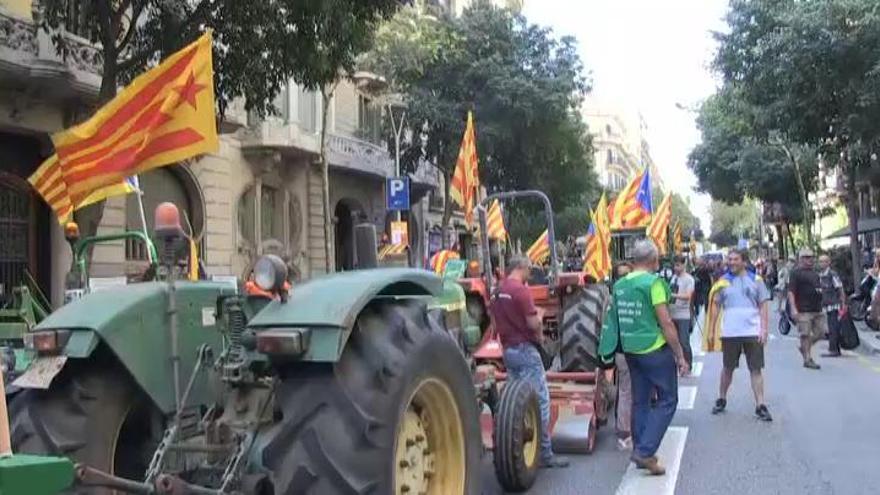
670, 256, 695, 369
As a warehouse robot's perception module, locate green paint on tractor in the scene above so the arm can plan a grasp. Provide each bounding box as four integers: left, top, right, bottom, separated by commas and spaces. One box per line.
0, 455, 73, 495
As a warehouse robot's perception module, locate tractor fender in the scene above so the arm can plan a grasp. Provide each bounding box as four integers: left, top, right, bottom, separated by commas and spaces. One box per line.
247, 268, 442, 362
30, 281, 234, 414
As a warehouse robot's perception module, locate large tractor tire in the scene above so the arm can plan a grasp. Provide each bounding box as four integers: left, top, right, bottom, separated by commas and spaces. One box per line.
560, 285, 609, 372
262, 299, 482, 495
9, 359, 158, 494
493, 379, 541, 493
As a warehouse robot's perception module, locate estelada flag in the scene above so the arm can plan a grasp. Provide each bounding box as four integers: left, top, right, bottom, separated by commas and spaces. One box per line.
449, 111, 479, 226
526, 229, 550, 265
29, 32, 218, 222
486, 199, 507, 240
583, 193, 611, 280
647, 192, 672, 254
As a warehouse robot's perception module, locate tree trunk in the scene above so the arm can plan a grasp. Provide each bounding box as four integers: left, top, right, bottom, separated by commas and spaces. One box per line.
845, 162, 861, 288
775, 224, 785, 259
319, 85, 335, 274
781, 144, 813, 247
441, 168, 453, 249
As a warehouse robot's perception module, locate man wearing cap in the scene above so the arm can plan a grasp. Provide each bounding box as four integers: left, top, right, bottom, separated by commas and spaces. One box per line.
489, 255, 569, 469
788, 248, 825, 369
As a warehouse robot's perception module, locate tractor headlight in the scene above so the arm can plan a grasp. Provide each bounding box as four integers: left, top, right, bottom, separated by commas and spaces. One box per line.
254, 254, 288, 293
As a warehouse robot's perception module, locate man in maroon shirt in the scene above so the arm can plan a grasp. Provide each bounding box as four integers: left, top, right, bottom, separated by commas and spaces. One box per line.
489, 255, 569, 468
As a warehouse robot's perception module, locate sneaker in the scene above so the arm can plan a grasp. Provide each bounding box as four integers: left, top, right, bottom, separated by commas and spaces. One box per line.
803, 360, 821, 370
617, 436, 633, 451
711, 398, 727, 414
755, 404, 773, 422
540, 456, 570, 468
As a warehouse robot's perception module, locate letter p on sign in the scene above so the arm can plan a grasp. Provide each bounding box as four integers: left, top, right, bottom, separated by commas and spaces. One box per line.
386, 177, 410, 211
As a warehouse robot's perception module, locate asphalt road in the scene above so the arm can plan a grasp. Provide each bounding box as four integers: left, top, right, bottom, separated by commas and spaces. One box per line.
482, 303, 880, 495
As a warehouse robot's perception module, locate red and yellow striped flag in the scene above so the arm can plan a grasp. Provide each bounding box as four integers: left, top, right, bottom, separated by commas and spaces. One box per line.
449, 111, 479, 226
429, 249, 460, 274
610, 169, 652, 229
526, 229, 550, 265
29, 32, 218, 222
583, 193, 611, 280
379, 243, 408, 260
673, 221, 683, 255
647, 192, 672, 254
486, 199, 507, 240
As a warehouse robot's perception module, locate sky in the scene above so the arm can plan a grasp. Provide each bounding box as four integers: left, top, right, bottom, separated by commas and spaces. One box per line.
522, 0, 730, 233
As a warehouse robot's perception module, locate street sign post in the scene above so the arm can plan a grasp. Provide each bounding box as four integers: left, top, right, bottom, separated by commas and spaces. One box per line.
386, 177, 410, 211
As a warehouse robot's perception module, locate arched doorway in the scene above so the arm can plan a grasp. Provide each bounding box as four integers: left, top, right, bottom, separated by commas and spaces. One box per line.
334, 199, 363, 272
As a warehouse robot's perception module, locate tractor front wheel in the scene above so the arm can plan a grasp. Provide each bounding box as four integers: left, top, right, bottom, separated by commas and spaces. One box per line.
492, 379, 541, 493
263, 300, 482, 495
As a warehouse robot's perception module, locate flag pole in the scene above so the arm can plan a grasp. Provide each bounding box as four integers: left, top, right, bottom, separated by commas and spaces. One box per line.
133, 176, 153, 263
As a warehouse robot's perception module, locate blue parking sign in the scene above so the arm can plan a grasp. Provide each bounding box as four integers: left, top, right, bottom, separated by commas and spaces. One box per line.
386, 177, 410, 211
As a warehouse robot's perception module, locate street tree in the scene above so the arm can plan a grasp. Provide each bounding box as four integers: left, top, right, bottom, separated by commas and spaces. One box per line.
41, 0, 403, 268
709, 199, 760, 248
362, 2, 598, 240
714, 0, 880, 283
687, 87, 817, 250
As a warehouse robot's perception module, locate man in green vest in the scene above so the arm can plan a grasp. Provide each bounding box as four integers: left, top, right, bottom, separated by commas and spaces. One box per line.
599, 240, 689, 475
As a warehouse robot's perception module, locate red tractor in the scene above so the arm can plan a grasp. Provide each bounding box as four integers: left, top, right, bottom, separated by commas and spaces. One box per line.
460, 191, 617, 492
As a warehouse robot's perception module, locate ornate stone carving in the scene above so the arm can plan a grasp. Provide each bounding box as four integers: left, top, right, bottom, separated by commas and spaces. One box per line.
61, 32, 102, 75
327, 133, 394, 177
0, 11, 37, 55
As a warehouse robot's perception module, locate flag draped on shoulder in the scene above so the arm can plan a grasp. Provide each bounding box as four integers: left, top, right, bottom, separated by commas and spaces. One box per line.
486, 199, 507, 240
429, 249, 460, 274
526, 229, 550, 265
583, 193, 611, 280
29, 32, 218, 222
647, 192, 672, 254
611, 169, 653, 229
449, 111, 479, 226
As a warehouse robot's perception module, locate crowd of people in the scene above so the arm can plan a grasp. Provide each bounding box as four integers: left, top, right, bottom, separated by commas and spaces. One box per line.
478, 237, 869, 479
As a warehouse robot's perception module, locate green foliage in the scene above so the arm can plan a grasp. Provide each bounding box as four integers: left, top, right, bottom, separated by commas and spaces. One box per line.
41, 0, 402, 115
687, 87, 816, 224
362, 2, 598, 236
709, 199, 759, 247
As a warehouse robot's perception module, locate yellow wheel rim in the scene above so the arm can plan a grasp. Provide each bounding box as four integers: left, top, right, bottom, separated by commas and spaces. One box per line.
394, 378, 466, 494
523, 403, 539, 469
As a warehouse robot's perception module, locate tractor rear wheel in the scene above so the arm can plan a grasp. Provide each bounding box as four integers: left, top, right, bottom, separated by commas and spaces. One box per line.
560, 285, 609, 372
9, 359, 158, 494
492, 379, 541, 493
263, 299, 482, 495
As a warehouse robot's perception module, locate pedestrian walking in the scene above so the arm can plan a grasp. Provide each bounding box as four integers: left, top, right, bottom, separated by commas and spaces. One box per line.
693, 258, 713, 317
613, 261, 634, 451
670, 256, 695, 369
788, 248, 826, 369
488, 255, 569, 468
708, 248, 773, 421
599, 240, 689, 476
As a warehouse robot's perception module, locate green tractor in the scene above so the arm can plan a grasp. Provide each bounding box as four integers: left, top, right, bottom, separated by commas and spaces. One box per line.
0, 271, 50, 381
9, 206, 484, 494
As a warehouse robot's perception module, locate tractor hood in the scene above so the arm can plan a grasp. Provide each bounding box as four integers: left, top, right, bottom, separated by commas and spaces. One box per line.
248, 268, 442, 330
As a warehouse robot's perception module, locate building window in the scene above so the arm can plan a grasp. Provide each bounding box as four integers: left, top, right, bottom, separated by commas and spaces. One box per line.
297, 87, 318, 133
606, 124, 612, 136
358, 95, 382, 145
237, 183, 302, 254
606, 149, 613, 165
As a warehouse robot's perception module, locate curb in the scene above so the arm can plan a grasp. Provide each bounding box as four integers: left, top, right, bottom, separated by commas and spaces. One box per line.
854, 321, 880, 355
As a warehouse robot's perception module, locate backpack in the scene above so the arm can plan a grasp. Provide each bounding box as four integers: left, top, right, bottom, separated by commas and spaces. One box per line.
839, 313, 860, 351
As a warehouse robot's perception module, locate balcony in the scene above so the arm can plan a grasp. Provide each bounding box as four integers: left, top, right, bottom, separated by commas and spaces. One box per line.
0, 6, 101, 98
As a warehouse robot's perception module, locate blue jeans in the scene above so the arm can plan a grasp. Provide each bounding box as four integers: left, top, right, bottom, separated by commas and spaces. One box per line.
503, 343, 553, 460
625, 345, 678, 459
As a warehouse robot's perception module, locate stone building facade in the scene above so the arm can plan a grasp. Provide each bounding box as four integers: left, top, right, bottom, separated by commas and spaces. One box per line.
0, 0, 442, 309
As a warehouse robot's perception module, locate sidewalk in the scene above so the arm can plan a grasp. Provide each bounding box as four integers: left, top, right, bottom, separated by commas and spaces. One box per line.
854, 320, 880, 355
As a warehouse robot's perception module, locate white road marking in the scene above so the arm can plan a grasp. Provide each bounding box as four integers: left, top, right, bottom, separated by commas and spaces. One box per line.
615, 426, 689, 495
690, 361, 704, 377
677, 386, 697, 410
